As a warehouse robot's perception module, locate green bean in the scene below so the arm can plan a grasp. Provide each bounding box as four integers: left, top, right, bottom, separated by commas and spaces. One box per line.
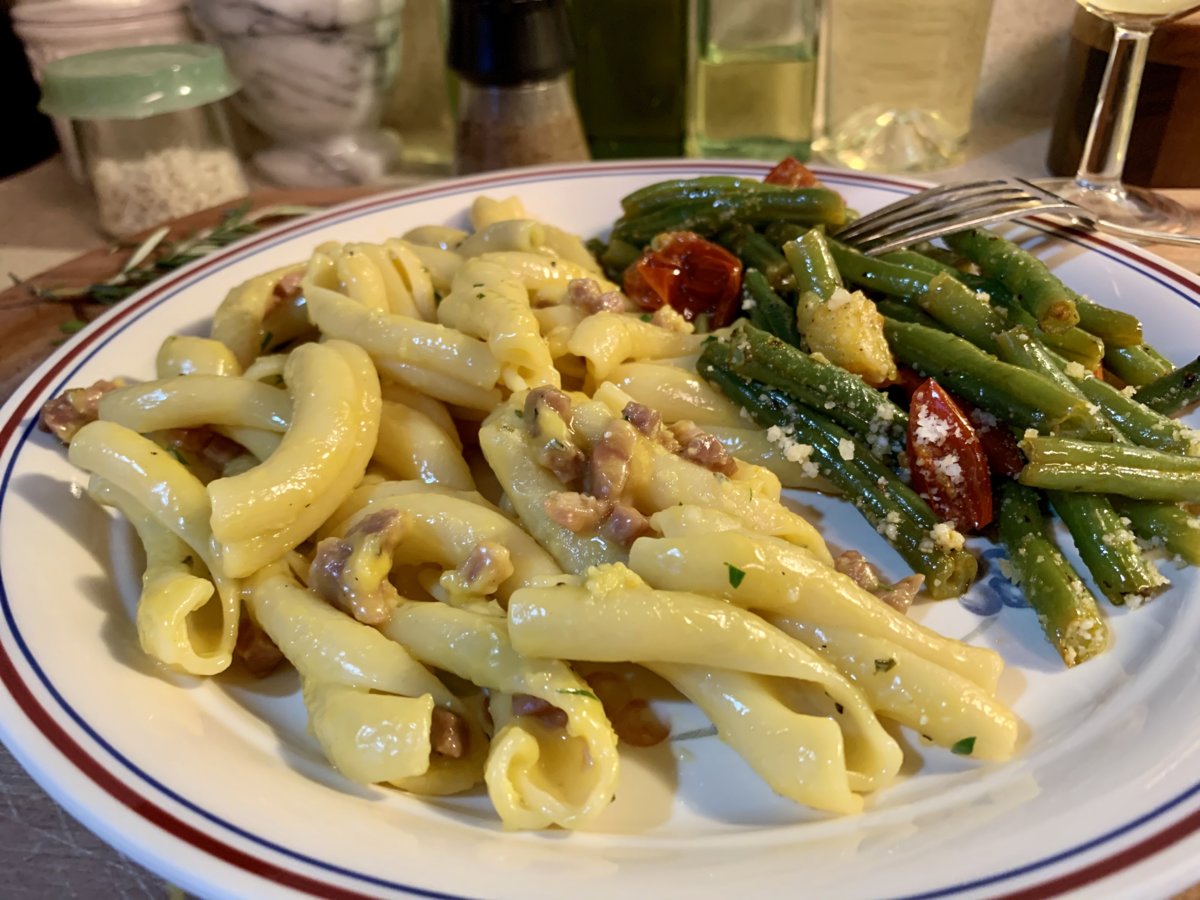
783, 229, 843, 301
989, 292, 1105, 370
875, 300, 944, 329
763, 221, 808, 247
1066, 366, 1198, 455
917, 272, 1005, 352
827, 239, 933, 298
1075, 298, 1143, 349
698, 344, 976, 597
884, 319, 1094, 434
619, 176, 780, 217
1018, 445, 1200, 502
943, 229, 1079, 334
996, 482, 1108, 666
1113, 499, 1200, 565
879, 249, 957, 277
742, 270, 800, 346
594, 237, 640, 282
1135, 355, 1200, 416
994, 328, 1121, 441
716, 226, 792, 289
1047, 491, 1167, 605
1103, 344, 1173, 388
725, 322, 907, 450
612, 187, 847, 246
1021, 435, 1200, 474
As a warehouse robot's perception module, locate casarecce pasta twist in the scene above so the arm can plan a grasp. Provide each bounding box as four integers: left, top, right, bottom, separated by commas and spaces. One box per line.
47, 191, 1020, 831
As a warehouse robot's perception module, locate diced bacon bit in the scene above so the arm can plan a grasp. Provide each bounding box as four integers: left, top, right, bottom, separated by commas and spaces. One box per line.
621, 400, 662, 438
566, 277, 624, 314
308, 509, 407, 624
834, 550, 881, 592
456, 541, 514, 595
524, 386, 574, 434
669, 420, 736, 475
651, 304, 693, 333
159, 427, 245, 476
589, 420, 638, 500
545, 492, 612, 532
233, 612, 285, 677
602, 503, 655, 546
876, 574, 924, 613
272, 268, 305, 303
525, 386, 588, 483
430, 706, 470, 758
38, 379, 122, 444
584, 671, 633, 713
584, 671, 670, 746
511, 693, 568, 729
609, 699, 670, 747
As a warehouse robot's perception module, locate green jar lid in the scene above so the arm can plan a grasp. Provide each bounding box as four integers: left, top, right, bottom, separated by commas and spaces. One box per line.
39, 43, 240, 121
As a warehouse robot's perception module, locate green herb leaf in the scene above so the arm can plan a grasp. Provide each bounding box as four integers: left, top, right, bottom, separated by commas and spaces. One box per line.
950, 736, 976, 756
59, 319, 87, 335
260, 330, 274, 351
639, 313, 653, 322
476, 292, 485, 299
874, 657, 896, 673
167, 447, 188, 465
557, 688, 598, 700
725, 563, 746, 588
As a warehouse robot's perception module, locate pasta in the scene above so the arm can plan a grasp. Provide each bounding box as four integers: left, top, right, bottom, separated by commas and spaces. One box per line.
47, 192, 1021, 832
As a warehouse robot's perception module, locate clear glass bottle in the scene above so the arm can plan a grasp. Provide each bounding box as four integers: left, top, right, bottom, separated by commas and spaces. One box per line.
687, 0, 820, 160
814, 0, 994, 173
39, 44, 246, 237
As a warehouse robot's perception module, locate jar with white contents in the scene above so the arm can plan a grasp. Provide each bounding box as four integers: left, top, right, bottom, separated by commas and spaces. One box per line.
38, 43, 247, 238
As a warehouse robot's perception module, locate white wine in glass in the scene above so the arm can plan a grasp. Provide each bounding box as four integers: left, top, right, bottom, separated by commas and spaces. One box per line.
1040, 0, 1200, 231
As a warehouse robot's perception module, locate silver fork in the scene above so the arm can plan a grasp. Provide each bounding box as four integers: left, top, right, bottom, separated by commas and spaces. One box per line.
834, 176, 1200, 254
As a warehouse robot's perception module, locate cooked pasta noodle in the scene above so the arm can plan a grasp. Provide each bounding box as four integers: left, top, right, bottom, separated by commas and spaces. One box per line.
51, 192, 1021, 832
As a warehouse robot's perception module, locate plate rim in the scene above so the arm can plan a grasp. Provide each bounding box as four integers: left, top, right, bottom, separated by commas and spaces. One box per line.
2, 159, 1200, 900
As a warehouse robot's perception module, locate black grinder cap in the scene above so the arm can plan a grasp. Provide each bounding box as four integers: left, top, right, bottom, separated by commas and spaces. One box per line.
448, 0, 575, 86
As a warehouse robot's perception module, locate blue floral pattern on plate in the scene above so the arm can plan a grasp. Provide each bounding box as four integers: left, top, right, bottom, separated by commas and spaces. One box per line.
959, 547, 1030, 616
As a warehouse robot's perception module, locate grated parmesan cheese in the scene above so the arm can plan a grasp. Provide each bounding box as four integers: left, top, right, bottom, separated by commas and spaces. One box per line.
91, 146, 247, 238
1064, 361, 1088, 379
914, 408, 951, 446
838, 438, 855, 461
930, 521, 966, 551
932, 453, 963, 484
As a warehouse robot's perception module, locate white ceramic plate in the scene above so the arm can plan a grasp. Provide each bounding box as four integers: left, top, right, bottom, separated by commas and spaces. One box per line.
2, 161, 1199, 900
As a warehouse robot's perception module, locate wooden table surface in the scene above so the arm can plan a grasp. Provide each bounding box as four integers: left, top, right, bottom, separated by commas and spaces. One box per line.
1, 176, 1199, 899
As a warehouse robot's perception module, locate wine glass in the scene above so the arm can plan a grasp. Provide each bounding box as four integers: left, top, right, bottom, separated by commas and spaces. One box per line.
1040, 1, 1200, 232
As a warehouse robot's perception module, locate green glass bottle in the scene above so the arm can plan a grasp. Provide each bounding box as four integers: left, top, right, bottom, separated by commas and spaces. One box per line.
568, 0, 688, 158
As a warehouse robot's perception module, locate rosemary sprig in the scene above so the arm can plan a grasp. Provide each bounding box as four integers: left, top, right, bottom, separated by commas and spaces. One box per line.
24, 203, 319, 307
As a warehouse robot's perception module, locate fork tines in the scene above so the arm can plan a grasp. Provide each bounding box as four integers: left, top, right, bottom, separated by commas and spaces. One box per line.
835, 177, 1079, 256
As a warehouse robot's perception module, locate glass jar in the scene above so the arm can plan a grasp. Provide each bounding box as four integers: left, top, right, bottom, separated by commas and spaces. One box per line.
687, 0, 820, 161
39, 43, 247, 237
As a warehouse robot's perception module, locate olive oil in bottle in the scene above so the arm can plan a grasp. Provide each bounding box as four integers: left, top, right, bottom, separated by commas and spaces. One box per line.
687, 0, 819, 160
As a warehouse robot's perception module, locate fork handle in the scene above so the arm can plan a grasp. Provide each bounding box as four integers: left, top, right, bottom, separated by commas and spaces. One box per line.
1085, 218, 1200, 248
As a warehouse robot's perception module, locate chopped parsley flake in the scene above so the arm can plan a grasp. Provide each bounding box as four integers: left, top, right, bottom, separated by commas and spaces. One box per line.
557, 688, 598, 700
726, 563, 746, 588
475, 292, 485, 299
260, 330, 273, 351
167, 447, 188, 465
640, 313, 653, 322
951, 736, 976, 756
874, 657, 897, 673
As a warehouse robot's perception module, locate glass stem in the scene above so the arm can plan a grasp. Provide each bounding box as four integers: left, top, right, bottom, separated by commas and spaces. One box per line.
1075, 23, 1152, 191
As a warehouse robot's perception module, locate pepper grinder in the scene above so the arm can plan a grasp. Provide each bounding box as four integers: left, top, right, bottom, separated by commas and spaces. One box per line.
449, 0, 589, 174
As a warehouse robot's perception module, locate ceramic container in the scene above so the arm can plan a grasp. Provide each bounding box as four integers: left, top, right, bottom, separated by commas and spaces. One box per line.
190, 0, 404, 186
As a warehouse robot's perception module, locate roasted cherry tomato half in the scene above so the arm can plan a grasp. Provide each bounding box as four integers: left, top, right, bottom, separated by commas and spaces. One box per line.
622, 231, 743, 327
907, 378, 994, 532
957, 399, 1025, 479
764, 156, 819, 187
